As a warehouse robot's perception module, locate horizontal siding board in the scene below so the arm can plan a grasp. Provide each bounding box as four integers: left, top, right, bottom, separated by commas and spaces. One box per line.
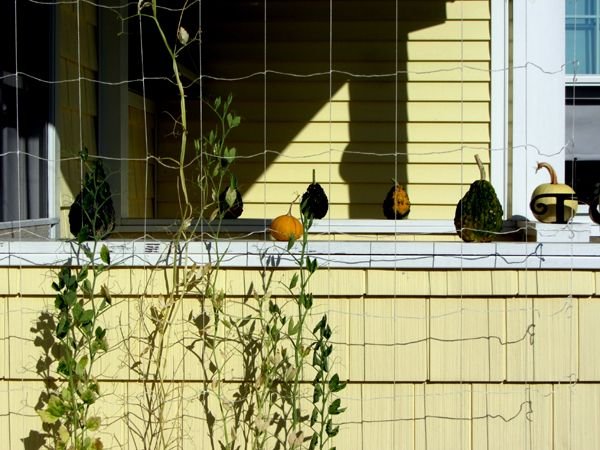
208, 41, 489, 62
216, 20, 490, 41
156, 202, 457, 220
156, 182, 468, 207
226, 100, 490, 123
201, 122, 490, 144
204, 80, 490, 102
157, 162, 483, 189
206, 0, 490, 22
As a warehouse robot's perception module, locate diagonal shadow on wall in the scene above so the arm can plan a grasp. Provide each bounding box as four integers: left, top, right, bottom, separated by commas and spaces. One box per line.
141, 0, 456, 219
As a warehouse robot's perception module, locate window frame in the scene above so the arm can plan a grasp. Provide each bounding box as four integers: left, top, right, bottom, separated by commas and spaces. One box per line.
0, 1, 58, 238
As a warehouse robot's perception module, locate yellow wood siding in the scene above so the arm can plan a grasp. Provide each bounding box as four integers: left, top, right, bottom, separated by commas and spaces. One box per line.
3, 266, 600, 448
155, 0, 491, 219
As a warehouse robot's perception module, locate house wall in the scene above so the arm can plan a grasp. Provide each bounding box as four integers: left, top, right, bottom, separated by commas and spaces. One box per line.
2, 264, 599, 449
154, 0, 491, 220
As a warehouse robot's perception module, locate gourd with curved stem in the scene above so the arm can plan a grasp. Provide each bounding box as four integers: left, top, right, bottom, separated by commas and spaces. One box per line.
530, 162, 578, 223
270, 197, 303, 241
454, 154, 503, 242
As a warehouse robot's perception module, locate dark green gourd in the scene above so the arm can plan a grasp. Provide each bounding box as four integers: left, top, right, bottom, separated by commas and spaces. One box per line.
301, 170, 328, 219
454, 154, 503, 242
69, 158, 115, 241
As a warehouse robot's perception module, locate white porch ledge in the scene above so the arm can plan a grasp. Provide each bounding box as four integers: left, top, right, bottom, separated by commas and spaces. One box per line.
0, 239, 599, 270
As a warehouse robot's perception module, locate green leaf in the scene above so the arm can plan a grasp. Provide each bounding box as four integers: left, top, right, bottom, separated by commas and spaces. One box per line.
73, 302, 83, 322
76, 355, 89, 377
37, 408, 60, 424
288, 318, 301, 336
80, 309, 94, 326
289, 273, 299, 290
46, 395, 65, 418
77, 266, 89, 282
66, 274, 78, 290
100, 284, 112, 306
80, 387, 97, 405
313, 383, 322, 403
81, 279, 93, 297
268, 301, 280, 315
56, 315, 71, 339
100, 244, 110, 265
310, 407, 319, 426
58, 424, 70, 443
57, 360, 71, 377
64, 290, 77, 307
301, 293, 313, 309
54, 294, 66, 310
313, 315, 327, 334
329, 373, 347, 393
287, 234, 296, 250
95, 326, 106, 340
308, 433, 319, 450
325, 419, 340, 437
328, 398, 346, 416
51, 281, 61, 291
225, 186, 237, 208
307, 256, 318, 274
86, 416, 101, 431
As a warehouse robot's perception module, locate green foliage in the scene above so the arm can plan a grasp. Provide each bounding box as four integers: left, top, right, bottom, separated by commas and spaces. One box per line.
309, 314, 347, 450
37, 244, 111, 450
195, 94, 243, 221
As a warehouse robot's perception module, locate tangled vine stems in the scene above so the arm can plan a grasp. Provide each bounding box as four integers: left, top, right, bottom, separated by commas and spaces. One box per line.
132, 3, 242, 449
138, 0, 199, 222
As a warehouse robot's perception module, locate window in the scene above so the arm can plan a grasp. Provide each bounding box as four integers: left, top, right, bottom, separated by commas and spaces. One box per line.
566, 0, 600, 212
0, 1, 54, 234
566, 0, 600, 75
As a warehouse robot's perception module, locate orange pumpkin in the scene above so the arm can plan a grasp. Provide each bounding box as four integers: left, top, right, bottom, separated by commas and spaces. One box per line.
270, 199, 303, 241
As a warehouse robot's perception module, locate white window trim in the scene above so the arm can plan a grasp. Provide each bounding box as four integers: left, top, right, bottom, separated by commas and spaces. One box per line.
490, 0, 509, 215
2, 239, 600, 270
510, 0, 567, 221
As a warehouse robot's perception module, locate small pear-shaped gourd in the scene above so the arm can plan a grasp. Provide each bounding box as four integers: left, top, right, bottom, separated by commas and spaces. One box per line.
529, 162, 578, 223
270, 197, 303, 241
382, 180, 410, 219
301, 169, 328, 219
454, 154, 503, 242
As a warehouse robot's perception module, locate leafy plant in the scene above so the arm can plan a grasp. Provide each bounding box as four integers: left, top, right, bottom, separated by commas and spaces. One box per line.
195, 94, 242, 221
309, 315, 347, 450
37, 244, 112, 450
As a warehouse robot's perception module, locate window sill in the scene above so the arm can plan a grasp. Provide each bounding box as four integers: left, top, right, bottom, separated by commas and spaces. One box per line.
2, 238, 600, 270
